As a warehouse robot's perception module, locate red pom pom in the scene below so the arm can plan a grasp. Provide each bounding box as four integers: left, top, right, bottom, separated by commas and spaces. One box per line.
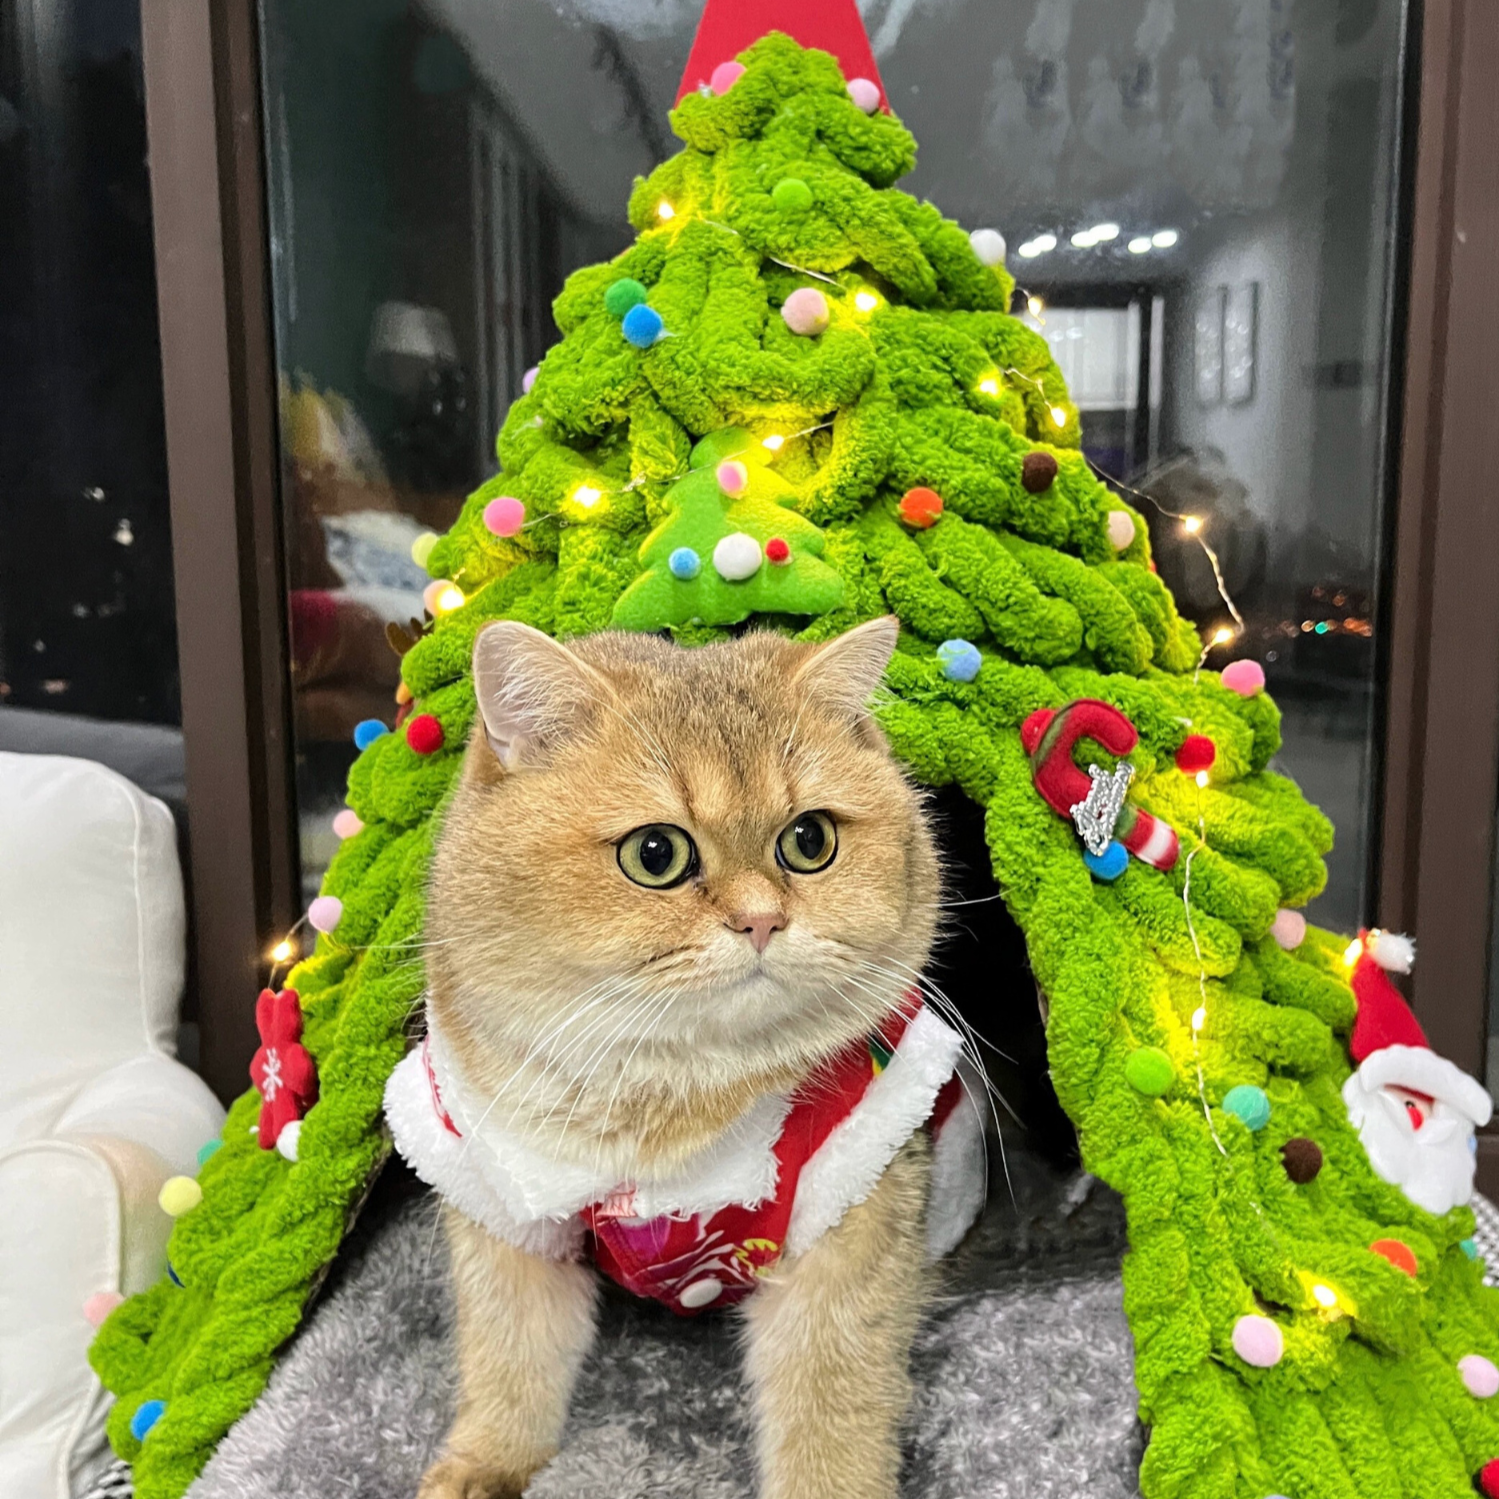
765, 537, 791, 564
898, 487, 944, 529
1175, 734, 1217, 774
1370, 1238, 1418, 1277
405, 713, 444, 755
1020, 708, 1056, 755
1480, 1459, 1499, 1497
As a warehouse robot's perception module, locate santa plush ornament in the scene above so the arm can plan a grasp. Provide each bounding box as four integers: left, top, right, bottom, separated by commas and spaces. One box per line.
1341, 930, 1492, 1216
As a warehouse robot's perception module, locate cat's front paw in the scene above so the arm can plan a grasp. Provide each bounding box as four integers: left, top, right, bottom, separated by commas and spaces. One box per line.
416, 1456, 526, 1499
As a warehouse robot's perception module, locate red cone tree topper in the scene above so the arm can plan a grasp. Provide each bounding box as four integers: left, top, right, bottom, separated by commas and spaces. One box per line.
678, 0, 887, 108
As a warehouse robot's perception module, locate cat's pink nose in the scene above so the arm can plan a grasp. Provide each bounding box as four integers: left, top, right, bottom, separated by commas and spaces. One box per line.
729, 912, 785, 954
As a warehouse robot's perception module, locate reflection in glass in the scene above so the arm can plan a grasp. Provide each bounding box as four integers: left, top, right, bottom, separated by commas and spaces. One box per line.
260, 0, 1407, 945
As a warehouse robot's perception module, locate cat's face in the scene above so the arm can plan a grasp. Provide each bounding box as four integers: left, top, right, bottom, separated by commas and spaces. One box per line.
427, 619, 939, 1081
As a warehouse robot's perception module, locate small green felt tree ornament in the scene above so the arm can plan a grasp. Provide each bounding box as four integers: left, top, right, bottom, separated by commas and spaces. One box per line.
612, 428, 844, 629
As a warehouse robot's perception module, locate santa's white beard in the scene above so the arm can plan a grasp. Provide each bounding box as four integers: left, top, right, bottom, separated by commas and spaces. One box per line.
1343, 1075, 1476, 1216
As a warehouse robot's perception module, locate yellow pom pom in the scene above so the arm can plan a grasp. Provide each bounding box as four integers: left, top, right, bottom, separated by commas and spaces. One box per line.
158, 1176, 203, 1217
410, 532, 438, 570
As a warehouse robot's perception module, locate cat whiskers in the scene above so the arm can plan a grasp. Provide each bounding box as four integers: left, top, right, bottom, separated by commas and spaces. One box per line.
844, 958, 1017, 1207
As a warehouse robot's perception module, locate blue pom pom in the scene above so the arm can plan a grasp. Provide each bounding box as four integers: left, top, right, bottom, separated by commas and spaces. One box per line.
196, 1138, 222, 1167
668, 547, 702, 580
1082, 841, 1129, 881
1223, 1084, 1271, 1131
166, 1261, 184, 1288
1462, 1237, 1480, 1260
353, 719, 389, 750
130, 1399, 166, 1441
936, 638, 982, 682
621, 304, 664, 348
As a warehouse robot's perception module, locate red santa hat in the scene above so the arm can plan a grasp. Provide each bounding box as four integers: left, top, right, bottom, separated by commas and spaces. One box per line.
678, 0, 888, 109
1347, 930, 1492, 1125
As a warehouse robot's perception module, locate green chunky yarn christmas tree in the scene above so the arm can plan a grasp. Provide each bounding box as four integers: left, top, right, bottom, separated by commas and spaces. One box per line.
93, 31, 1499, 1499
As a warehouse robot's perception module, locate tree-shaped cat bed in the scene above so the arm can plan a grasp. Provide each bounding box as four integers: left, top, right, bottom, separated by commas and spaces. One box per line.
93, 19, 1499, 1499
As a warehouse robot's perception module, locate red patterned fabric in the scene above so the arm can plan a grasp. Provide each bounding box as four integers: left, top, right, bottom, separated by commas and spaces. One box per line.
586, 1000, 919, 1315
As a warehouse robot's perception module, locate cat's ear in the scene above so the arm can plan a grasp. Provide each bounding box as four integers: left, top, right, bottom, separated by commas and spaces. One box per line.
794, 616, 899, 718
472, 621, 605, 770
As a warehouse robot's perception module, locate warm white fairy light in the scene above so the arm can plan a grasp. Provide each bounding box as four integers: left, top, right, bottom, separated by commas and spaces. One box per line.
1312, 1283, 1338, 1309
979, 376, 1000, 396
1192, 1006, 1207, 1033
1182, 515, 1203, 534
1211, 626, 1235, 646
270, 939, 295, 964
854, 290, 880, 313
657, 200, 675, 220
1027, 294, 1045, 318
1050, 405, 1068, 427
573, 485, 602, 509
1195, 770, 1210, 788
434, 584, 465, 613
761, 433, 785, 452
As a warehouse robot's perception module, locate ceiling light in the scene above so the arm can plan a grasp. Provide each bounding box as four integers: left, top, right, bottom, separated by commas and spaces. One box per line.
1031, 232, 1056, 253
1152, 228, 1179, 248
1128, 236, 1152, 254
1018, 240, 1042, 258
1070, 228, 1097, 248
1090, 222, 1120, 241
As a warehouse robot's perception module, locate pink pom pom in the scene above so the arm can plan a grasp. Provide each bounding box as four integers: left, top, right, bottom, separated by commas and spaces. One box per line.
710, 61, 745, 95
1221, 659, 1266, 697
781, 287, 830, 337
847, 77, 881, 113
483, 496, 526, 537
331, 809, 363, 840
83, 1291, 123, 1327
521, 365, 538, 394
308, 895, 343, 934
1231, 1313, 1284, 1368
1270, 908, 1306, 951
1462, 1354, 1499, 1398
716, 459, 749, 497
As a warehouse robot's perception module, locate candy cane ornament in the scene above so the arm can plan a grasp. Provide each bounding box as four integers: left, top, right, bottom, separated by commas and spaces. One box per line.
1021, 700, 1180, 872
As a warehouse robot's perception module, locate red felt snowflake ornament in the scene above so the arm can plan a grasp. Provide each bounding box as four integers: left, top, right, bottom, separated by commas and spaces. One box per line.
250, 987, 318, 1152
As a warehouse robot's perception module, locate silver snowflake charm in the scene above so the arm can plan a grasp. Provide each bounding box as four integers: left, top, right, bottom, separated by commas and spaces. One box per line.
1070, 762, 1135, 856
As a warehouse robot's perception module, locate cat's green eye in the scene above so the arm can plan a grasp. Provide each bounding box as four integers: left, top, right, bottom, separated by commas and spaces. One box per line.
617, 824, 697, 889
776, 811, 838, 874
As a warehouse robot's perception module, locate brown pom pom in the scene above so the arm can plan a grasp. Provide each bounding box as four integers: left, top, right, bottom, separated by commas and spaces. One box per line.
1021, 451, 1059, 493
1281, 1137, 1323, 1184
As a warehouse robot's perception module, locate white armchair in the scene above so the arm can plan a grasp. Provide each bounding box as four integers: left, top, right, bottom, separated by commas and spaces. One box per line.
0, 752, 225, 1499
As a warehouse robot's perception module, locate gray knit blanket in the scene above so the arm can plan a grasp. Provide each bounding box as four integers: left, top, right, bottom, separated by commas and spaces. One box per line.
180, 1147, 1142, 1499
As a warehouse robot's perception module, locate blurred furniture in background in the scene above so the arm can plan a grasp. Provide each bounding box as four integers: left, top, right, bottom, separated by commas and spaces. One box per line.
0, 753, 222, 1499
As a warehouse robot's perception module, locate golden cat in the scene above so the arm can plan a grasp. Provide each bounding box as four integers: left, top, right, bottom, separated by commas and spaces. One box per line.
386, 617, 985, 1499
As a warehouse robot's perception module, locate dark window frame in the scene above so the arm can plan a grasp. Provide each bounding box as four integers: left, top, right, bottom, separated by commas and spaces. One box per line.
140, 0, 1499, 1142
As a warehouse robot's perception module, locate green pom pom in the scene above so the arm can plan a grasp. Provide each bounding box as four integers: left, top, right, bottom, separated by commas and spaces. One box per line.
1222, 1084, 1271, 1131
771, 177, 814, 213
604, 278, 649, 318
1124, 1046, 1175, 1097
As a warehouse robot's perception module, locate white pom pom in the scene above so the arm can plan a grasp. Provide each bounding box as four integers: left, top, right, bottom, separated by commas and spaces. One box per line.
1368, 930, 1415, 974
969, 228, 1007, 266
276, 1119, 302, 1162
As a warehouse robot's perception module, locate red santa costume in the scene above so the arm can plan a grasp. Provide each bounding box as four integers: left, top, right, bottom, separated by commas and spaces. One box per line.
1341, 930, 1492, 1217
384, 995, 985, 1314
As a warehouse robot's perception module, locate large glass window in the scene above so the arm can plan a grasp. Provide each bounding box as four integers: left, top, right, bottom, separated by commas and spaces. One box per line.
0, 0, 178, 733
258, 0, 1408, 945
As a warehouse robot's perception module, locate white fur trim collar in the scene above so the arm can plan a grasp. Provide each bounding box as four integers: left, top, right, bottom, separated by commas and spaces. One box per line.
785, 1003, 965, 1257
